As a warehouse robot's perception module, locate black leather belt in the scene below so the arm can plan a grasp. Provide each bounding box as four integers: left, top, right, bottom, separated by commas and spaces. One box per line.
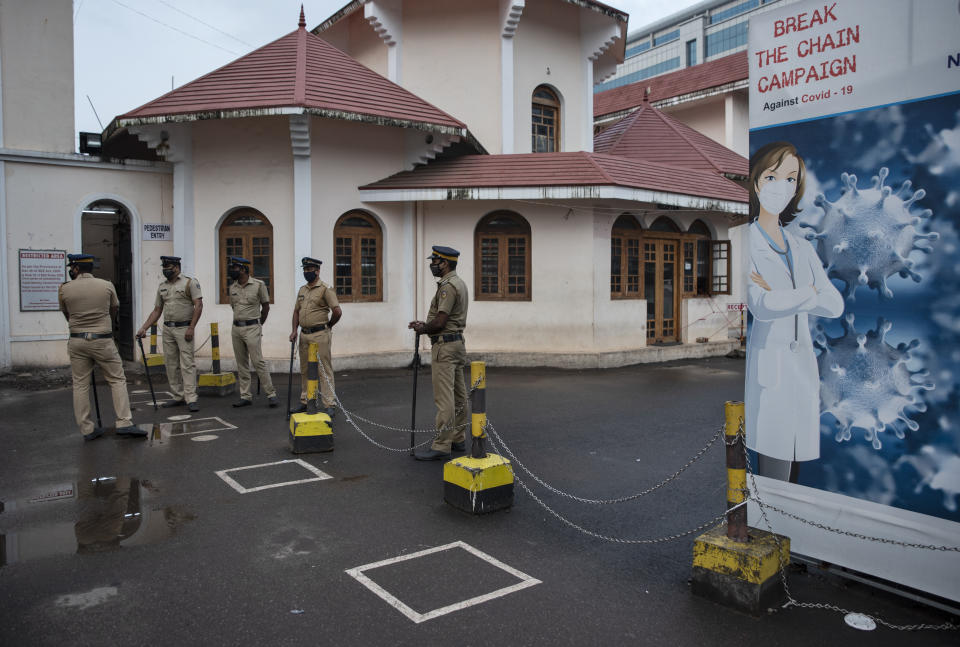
164, 321, 191, 327
430, 332, 464, 344
69, 332, 113, 340
301, 324, 327, 333
233, 319, 260, 327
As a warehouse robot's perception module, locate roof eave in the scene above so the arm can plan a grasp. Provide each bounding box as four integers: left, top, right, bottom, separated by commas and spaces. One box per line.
357, 184, 747, 212
109, 106, 471, 142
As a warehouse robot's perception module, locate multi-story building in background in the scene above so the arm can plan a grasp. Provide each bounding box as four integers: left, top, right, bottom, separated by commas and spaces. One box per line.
596, 0, 801, 94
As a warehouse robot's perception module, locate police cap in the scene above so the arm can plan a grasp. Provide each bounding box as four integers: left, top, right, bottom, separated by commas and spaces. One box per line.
228, 256, 251, 267
427, 246, 459, 262
160, 255, 182, 267
66, 253, 95, 266
301, 257, 323, 268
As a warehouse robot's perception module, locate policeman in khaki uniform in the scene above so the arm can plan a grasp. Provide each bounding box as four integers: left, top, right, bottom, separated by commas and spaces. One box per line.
59, 253, 142, 441
290, 257, 341, 416
136, 256, 203, 412
408, 246, 469, 460
226, 255, 279, 407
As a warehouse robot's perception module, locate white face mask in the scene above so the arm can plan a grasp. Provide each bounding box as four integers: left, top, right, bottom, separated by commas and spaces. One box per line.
756, 178, 795, 217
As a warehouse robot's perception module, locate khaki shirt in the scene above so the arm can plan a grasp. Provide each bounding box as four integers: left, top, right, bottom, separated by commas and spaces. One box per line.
428, 271, 468, 334
229, 277, 269, 321
155, 275, 201, 323
58, 273, 118, 333
295, 281, 339, 327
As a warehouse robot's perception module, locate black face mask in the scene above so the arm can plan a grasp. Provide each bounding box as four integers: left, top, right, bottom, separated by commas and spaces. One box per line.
162, 269, 177, 280
303, 271, 317, 283
429, 261, 444, 277
228, 269, 241, 280
68, 267, 80, 280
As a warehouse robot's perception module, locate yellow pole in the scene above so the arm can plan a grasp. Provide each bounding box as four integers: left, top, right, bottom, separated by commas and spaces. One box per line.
725, 401, 747, 542
307, 342, 319, 414
470, 361, 487, 458
211, 322, 221, 373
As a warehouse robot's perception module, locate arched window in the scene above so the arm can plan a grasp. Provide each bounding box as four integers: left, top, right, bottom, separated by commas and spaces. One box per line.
219, 208, 273, 303
475, 212, 531, 300
649, 216, 681, 233
334, 211, 383, 302
611, 214, 642, 298
532, 85, 560, 153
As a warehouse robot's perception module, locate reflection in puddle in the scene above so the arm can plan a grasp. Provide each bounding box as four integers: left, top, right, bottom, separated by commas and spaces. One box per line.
0, 477, 194, 565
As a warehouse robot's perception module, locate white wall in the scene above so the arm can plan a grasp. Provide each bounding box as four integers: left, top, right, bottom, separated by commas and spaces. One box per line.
513, 0, 590, 153
4, 160, 172, 366
318, 9, 389, 76
0, 0, 74, 153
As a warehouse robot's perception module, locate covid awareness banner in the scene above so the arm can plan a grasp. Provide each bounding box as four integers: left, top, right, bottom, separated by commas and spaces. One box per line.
746, 0, 960, 600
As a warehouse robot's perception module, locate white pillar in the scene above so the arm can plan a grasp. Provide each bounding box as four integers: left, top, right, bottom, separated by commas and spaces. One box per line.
583, 59, 594, 153
290, 114, 312, 297
500, 1, 524, 155
0, 42, 9, 369
171, 126, 195, 274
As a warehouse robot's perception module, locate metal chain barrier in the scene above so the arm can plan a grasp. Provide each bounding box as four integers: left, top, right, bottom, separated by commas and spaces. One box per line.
313, 359, 478, 451
737, 419, 958, 632
485, 419, 746, 544
486, 420, 726, 505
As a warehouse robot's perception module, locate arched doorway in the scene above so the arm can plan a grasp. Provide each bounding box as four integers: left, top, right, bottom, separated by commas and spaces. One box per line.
81, 200, 133, 359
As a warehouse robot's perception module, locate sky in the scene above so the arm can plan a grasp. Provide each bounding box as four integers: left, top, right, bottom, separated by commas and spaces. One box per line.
72, 0, 702, 136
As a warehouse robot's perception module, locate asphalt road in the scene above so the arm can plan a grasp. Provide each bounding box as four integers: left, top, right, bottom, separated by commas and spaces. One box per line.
0, 357, 956, 646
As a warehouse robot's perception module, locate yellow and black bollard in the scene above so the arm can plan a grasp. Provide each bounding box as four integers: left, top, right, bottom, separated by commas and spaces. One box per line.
690, 401, 789, 615
443, 361, 514, 514
289, 342, 333, 453
143, 324, 165, 374
197, 322, 237, 396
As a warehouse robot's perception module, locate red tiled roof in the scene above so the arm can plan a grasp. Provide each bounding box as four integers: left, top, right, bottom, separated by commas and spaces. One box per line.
110, 18, 466, 136
360, 152, 747, 204
594, 51, 748, 118
594, 99, 747, 177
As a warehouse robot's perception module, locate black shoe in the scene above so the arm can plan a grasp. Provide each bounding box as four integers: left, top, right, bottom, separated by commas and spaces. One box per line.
451, 441, 465, 452
267, 396, 279, 408
414, 448, 451, 461
188, 401, 200, 412
160, 399, 186, 408
83, 427, 106, 442
116, 425, 147, 437
232, 399, 252, 408
291, 403, 307, 414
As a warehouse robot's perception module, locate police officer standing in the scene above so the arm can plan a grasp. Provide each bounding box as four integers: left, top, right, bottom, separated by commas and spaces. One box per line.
136, 256, 203, 412
59, 254, 142, 441
290, 257, 341, 416
408, 246, 468, 460
227, 256, 279, 408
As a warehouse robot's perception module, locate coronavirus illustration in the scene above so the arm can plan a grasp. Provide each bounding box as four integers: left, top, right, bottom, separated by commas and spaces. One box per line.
814, 313, 933, 449
801, 168, 938, 300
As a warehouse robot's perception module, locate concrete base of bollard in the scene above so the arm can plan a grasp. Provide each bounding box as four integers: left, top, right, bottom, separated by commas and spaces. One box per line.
443, 455, 514, 514
690, 525, 789, 616
289, 412, 333, 453
197, 373, 237, 396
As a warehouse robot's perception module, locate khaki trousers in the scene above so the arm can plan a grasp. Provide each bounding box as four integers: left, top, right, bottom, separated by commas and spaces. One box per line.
68, 336, 133, 436
299, 329, 335, 407
162, 324, 197, 403
430, 339, 468, 452
231, 323, 276, 400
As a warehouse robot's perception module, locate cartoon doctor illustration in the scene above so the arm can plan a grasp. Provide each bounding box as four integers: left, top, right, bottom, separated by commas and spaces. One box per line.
746, 141, 844, 482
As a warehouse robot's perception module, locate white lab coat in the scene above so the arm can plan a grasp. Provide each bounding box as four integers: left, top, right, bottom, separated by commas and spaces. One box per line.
745, 222, 844, 461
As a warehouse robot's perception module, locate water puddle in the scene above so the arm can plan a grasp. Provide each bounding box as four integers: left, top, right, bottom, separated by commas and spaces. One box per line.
0, 477, 194, 566
139, 417, 237, 446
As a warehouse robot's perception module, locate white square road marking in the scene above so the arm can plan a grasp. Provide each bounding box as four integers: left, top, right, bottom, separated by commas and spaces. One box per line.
215, 459, 332, 494
168, 417, 237, 436
345, 541, 541, 624
130, 390, 175, 404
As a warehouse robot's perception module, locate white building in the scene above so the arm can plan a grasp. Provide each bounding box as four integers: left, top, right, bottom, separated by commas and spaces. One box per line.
1, 0, 748, 372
